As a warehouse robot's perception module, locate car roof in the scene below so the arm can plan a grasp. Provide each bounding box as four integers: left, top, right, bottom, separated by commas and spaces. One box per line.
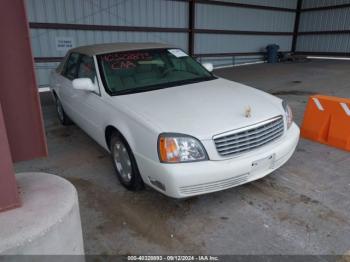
69, 42, 175, 56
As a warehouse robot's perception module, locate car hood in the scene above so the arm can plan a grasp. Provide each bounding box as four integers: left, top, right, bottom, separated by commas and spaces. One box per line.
113, 78, 284, 140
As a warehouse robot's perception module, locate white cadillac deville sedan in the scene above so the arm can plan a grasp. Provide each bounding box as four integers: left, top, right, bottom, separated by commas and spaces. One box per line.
50, 43, 300, 198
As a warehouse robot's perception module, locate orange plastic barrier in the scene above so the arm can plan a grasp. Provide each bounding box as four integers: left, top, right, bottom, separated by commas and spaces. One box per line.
301, 95, 350, 151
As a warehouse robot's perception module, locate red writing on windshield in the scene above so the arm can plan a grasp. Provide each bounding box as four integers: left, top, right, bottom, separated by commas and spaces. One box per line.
111, 61, 136, 70
102, 52, 152, 70
103, 52, 152, 62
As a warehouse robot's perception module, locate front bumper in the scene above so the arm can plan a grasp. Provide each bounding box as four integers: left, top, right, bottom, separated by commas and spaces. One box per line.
136, 123, 300, 198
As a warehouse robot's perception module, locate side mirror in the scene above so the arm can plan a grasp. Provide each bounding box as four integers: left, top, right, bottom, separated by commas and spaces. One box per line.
72, 78, 97, 92
202, 63, 214, 72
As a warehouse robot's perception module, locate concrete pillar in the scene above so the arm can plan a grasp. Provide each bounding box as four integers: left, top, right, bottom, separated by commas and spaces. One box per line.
0, 173, 84, 255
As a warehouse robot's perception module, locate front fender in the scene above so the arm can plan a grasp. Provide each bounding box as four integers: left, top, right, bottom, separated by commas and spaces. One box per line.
103, 105, 161, 163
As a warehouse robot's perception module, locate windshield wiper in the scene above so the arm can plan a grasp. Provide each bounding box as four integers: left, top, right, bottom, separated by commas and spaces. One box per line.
180, 76, 215, 84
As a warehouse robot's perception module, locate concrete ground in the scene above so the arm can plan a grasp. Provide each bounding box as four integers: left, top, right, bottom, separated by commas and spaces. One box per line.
15, 59, 350, 255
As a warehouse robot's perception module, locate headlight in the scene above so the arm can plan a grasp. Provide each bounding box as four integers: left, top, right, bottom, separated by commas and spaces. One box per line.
158, 134, 208, 163
282, 100, 293, 129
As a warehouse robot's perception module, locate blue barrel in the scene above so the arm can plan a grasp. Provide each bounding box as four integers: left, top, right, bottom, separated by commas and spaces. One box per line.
266, 44, 280, 63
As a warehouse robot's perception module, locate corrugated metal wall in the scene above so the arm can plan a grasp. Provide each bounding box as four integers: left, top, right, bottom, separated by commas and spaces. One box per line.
26, 0, 188, 26
26, 0, 189, 86
302, 0, 350, 8
195, 0, 297, 66
26, 0, 299, 85
201, 0, 297, 8
296, 0, 350, 54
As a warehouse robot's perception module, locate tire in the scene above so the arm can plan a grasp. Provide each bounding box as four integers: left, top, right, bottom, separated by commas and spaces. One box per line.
110, 133, 144, 191
55, 97, 72, 125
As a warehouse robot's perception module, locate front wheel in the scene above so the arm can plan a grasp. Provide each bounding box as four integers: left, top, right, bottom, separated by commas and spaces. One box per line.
110, 133, 144, 191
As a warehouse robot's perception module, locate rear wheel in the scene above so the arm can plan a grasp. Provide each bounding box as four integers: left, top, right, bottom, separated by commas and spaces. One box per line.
55, 97, 72, 125
110, 133, 144, 191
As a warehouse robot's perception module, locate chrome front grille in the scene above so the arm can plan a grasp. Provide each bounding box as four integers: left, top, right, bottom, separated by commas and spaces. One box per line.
214, 116, 284, 157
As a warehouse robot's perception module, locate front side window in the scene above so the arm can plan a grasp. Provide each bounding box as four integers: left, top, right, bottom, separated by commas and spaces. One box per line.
97, 48, 215, 95
77, 55, 96, 82
77, 55, 100, 95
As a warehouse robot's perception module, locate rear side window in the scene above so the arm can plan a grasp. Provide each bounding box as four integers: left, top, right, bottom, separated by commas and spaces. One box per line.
56, 60, 65, 74
56, 53, 69, 74
63, 53, 80, 80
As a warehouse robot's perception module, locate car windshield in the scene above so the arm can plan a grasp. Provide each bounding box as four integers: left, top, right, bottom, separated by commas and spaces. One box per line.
97, 48, 215, 95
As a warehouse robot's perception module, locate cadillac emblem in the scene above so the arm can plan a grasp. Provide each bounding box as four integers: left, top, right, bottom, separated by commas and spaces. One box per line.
245, 106, 252, 118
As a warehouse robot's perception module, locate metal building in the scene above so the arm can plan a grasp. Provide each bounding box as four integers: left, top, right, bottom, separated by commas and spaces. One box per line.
25, 0, 350, 86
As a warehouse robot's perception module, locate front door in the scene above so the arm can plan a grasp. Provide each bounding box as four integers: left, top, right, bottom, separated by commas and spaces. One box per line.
72, 55, 107, 147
